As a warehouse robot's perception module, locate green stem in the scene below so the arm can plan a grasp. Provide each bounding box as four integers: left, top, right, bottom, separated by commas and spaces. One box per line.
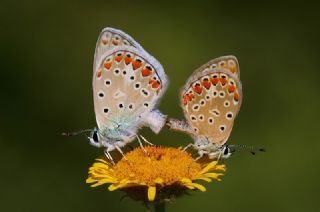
153, 202, 166, 212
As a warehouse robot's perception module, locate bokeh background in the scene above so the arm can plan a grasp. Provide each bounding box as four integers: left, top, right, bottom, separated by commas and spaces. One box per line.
1, 0, 319, 211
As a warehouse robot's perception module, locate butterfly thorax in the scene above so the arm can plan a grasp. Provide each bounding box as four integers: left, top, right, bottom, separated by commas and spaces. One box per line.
194, 137, 221, 151
97, 118, 137, 148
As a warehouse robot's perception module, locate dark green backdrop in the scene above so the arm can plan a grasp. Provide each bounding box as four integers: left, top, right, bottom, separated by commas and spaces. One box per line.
1, 0, 319, 211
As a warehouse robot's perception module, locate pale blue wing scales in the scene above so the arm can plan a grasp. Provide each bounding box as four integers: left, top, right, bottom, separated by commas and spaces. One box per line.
93, 27, 145, 72
93, 46, 168, 135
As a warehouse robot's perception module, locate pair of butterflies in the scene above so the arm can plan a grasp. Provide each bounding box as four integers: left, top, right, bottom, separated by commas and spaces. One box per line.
66, 27, 245, 162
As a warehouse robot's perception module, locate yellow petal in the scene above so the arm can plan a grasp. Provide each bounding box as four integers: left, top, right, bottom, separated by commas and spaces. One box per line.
202, 173, 221, 179
154, 178, 163, 184
180, 178, 192, 184
108, 184, 125, 191
189, 183, 206, 192
91, 178, 116, 187
199, 161, 218, 175
86, 177, 97, 183
195, 177, 212, 182
148, 186, 156, 201
96, 159, 108, 164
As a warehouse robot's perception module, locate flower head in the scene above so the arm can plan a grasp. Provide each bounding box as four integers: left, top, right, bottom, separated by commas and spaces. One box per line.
86, 146, 225, 202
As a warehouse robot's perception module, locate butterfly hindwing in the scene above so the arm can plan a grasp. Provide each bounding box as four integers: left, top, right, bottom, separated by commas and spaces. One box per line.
181, 56, 242, 145
93, 46, 168, 131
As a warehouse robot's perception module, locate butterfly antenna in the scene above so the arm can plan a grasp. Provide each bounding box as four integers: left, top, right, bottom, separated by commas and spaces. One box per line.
61, 129, 93, 137
228, 144, 265, 155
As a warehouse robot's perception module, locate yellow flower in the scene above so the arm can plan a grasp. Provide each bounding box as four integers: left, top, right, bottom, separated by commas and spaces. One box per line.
86, 146, 225, 202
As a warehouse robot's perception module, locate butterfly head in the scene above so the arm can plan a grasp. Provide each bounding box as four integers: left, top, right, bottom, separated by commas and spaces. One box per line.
221, 145, 232, 159
88, 127, 103, 148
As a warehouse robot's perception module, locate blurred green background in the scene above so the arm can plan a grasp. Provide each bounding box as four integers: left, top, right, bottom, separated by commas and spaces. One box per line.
1, 0, 319, 211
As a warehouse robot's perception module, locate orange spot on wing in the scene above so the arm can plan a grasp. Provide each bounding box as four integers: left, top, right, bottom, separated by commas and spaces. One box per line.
220, 78, 228, 86
112, 40, 119, 45
132, 60, 142, 70
234, 92, 240, 101
202, 79, 211, 89
193, 84, 202, 94
152, 81, 160, 89
96, 69, 102, 78
125, 56, 132, 65
141, 68, 152, 77
149, 79, 155, 84
183, 95, 189, 105
228, 85, 235, 93
211, 77, 219, 85
156, 88, 161, 94
101, 39, 108, 45
104, 62, 112, 70
230, 66, 236, 73
115, 55, 123, 62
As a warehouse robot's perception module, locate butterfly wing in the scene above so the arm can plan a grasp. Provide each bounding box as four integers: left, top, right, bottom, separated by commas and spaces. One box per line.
180, 56, 242, 145
93, 27, 145, 72
93, 45, 168, 134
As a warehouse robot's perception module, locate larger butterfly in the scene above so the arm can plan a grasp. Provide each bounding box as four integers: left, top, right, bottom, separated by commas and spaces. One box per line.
168, 56, 242, 160
65, 28, 168, 162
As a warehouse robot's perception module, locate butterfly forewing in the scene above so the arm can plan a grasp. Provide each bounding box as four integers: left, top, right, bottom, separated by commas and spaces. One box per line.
181, 56, 242, 145
93, 46, 167, 130
93, 28, 144, 71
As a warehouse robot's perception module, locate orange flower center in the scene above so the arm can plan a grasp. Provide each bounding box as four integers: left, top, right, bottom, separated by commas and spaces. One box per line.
113, 146, 201, 186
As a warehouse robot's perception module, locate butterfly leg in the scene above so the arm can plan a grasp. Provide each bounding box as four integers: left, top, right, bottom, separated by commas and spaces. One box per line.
114, 145, 127, 160
182, 143, 194, 152
104, 149, 115, 165
194, 150, 206, 161
136, 135, 149, 156
139, 134, 154, 146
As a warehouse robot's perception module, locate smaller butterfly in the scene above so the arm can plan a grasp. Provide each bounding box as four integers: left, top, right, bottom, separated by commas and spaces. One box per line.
63, 28, 168, 163
168, 56, 263, 160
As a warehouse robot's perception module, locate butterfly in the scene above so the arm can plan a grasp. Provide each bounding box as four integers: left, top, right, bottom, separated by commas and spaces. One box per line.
64, 28, 168, 162
168, 56, 245, 160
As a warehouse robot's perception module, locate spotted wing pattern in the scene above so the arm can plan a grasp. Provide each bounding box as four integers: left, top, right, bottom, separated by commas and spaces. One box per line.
181, 56, 242, 145
93, 27, 144, 72
93, 46, 167, 131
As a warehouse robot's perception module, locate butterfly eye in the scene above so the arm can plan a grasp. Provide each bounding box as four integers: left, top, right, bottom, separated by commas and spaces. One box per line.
223, 146, 230, 155
92, 131, 99, 143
